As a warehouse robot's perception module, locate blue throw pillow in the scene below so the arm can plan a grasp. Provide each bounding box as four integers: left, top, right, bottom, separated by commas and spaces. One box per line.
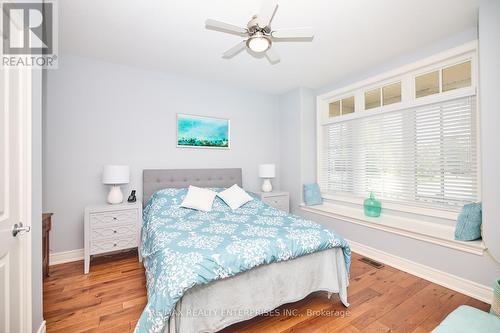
303, 184, 322, 206
455, 202, 482, 241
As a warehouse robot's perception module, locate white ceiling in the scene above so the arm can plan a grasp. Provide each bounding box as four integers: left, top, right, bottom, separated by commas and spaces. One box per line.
59, 0, 479, 94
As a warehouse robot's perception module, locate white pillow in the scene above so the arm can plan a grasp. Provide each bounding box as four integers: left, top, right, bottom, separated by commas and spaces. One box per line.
180, 185, 217, 212
217, 184, 253, 210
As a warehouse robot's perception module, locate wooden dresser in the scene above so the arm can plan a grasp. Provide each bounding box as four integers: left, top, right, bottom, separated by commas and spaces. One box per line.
42, 213, 53, 279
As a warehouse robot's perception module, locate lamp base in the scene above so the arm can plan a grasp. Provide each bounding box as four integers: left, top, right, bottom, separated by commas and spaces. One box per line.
107, 185, 124, 204
261, 179, 273, 193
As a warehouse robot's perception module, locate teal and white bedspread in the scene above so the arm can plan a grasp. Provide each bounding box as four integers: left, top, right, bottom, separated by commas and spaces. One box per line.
134, 188, 351, 333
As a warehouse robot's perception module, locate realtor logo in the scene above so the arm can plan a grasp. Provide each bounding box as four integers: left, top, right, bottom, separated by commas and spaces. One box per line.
1, 0, 58, 68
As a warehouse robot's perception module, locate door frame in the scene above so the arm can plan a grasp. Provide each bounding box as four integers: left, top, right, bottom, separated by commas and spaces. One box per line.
4, 65, 34, 332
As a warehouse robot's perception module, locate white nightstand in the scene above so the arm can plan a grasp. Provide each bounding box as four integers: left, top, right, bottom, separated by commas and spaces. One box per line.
259, 191, 290, 213
84, 202, 142, 274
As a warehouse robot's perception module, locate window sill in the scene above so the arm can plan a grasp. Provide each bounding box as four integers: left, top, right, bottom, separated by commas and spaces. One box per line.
299, 203, 486, 256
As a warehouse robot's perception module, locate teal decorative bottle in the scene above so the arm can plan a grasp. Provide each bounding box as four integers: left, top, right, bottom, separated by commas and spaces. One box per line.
364, 192, 381, 217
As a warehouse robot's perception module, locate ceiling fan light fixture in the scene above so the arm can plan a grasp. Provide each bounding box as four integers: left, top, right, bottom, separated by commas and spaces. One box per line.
246, 32, 271, 53
207, 0, 314, 64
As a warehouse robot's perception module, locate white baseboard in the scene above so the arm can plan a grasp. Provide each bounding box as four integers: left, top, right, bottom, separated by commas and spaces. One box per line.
348, 239, 493, 304
49, 248, 84, 266
36, 320, 46, 333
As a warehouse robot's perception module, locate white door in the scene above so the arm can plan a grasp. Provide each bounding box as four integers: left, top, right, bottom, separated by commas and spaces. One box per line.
0, 66, 33, 333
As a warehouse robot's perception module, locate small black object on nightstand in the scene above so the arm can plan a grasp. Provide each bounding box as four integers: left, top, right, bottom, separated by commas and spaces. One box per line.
127, 190, 137, 203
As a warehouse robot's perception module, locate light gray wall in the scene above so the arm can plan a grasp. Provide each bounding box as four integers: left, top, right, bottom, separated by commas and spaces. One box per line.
299, 88, 316, 186
278, 87, 316, 213
479, 0, 500, 264
32, 68, 43, 332
291, 27, 500, 288
278, 89, 302, 211
44, 55, 280, 253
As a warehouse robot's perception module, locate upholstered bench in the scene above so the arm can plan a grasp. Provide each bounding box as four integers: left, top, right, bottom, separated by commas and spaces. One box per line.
432, 305, 500, 333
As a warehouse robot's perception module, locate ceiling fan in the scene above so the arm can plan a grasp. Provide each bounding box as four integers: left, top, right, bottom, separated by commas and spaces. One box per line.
205, 0, 314, 64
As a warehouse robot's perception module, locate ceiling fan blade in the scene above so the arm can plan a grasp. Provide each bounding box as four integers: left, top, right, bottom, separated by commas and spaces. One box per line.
222, 41, 247, 58
265, 48, 280, 64
205, 19, 247, 35
272, 27, 314, 39
257, 0, 278, 28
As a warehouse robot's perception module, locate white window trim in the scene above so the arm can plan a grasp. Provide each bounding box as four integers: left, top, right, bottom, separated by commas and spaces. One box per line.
316, 41, 480, 219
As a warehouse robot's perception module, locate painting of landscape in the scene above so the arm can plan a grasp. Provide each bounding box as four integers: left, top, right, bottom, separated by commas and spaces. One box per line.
177, 114, 230, 148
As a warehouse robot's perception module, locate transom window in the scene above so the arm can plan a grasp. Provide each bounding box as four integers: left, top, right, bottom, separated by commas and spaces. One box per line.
317, 45, 478, 212
329, 96, 355, 118
415, 60, 471, 98
364, 82, 402, 110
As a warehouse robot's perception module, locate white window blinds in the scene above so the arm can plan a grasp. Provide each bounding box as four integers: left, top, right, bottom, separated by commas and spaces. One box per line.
320, 96, 478, 210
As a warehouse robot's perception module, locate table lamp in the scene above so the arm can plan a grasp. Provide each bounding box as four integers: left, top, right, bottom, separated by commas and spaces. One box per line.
102, 165, 130, 204
259, 164, 275, 192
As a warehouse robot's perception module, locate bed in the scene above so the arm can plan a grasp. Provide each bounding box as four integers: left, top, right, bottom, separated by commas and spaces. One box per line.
135, 168, 351, 333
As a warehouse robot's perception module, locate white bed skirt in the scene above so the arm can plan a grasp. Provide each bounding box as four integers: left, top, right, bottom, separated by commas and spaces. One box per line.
163, 247, 349, 333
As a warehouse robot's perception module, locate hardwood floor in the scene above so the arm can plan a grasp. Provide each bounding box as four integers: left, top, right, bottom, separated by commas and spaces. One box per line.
43, 250, 489, 333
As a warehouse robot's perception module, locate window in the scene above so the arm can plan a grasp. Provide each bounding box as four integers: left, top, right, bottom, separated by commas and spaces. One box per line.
329, 96, 355, 118
318, 46, 478, 213
320, 96, 477, 209
364, 82, 401, 110
329, 100, 340, 117
382, 82, 401, 105
342, 96, 355, 115
416, 71, 440, 98
415, 61, 472, 98
365, 89, 381, 110
443, 61, 471, 92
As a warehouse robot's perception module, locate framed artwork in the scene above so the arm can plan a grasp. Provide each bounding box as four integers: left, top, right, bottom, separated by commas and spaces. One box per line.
176, 114, 230, 149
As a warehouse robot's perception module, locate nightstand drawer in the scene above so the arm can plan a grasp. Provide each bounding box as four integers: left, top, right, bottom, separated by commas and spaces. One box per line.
90, 236, 137, 255
262, 196, 288, 208
274, 203, 289, 212
90, 209, 137, 227
91, 223, 137, 240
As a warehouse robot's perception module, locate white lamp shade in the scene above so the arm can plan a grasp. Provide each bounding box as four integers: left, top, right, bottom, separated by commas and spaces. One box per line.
259, 164, 276, 178
102, 165, 130, 185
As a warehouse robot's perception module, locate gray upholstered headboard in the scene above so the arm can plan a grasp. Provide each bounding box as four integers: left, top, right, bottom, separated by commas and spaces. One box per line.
142, 168, 242, 205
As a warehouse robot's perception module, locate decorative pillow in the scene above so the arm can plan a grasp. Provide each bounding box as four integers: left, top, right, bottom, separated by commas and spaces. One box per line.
454, 202, 482, 241
180, 185, 217, 212
303, 183, 323, 206
492, 279, 500, 317
217, 184, 253, 210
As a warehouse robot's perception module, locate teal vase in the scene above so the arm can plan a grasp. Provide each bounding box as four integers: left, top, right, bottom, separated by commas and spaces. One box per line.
364, 192, 381, 217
